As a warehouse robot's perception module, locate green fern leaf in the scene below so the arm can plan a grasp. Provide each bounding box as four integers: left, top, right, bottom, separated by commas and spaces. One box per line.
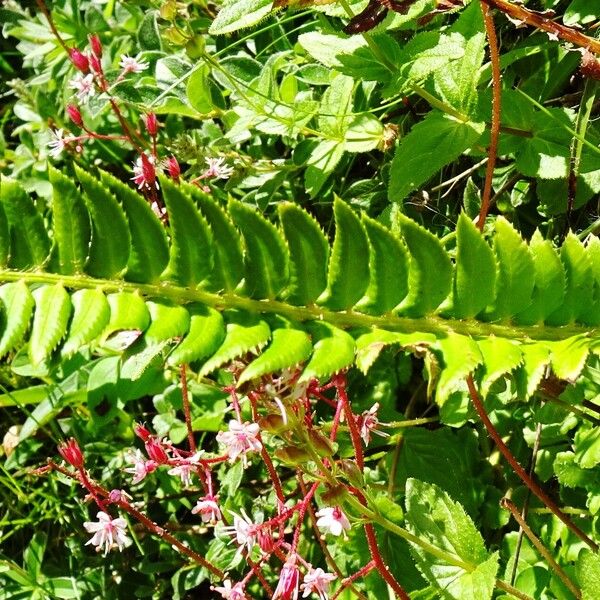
229, 198, 289, 300
0, 202, 9, 268
279, 202, 329, 306
397, 214, 452, 316
161, 177, 213, 287
29, 284, 71, 365
101, 292, 150, 351
319, 197, 369, 310
238, 324, 312, 385
1, 178, 50, 269
515, 343, 550, 400
477, 337, 523, 397
199, 310, 271, 377
75, 165, 131, 278
550, 335, 590, 381
99, 169, 169, 284
0, 281, 34, 357
185, 184, 244, 292
586, 235, 600, 325
48, 165, 90, 274
61, 289, 110, 357
145, 301, 190, 343
167, 304, 225, 366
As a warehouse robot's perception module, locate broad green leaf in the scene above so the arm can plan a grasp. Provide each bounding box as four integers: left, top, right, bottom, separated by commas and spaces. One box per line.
29, 284, 71, 365
75, 165, 130, 278
319, 197, 369, 310
162, 177, 213, 287
238, 326, 312, 385
397, 214, 452, 316
1, 178, 50, 269
356, 214, 409, 314
450, 213, 496, 319
546, 233, 593, 326
199, 311, 271, 377
209, 0, 273, 35
516, 231, 565, 325
576, 549, 600, 600
344, 114, 384, 153
186, 185, 244, 292
101, 292, 150, 350
48, 165, 90, 275
145, 301, 190, 343
61, 289, 110, 357
477, 337, 522, 397
585, 235, 600, 325
554, 451, 600, 490
574, 425, 600, 469
99, 169, 169, 284
23, 532, 46, 580
0, 203, 8, 267
138, 10, 161, 50
300, 322, 355, 382
187, 63, 213, 114
279, 202, 329, 305
433, 333, 482, 405
229, 199, 289, 300
318, 74, 354, 138
167, 305, 225, 366
0, 281, 34, 357
483, 217, 535, 321
405, 478, 498, 600
304, 139, 346, 197
564, 0, 598, 26
388, 112, 484, 204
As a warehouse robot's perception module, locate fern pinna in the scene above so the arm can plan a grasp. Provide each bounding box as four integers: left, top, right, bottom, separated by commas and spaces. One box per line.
0, 166, 597, 409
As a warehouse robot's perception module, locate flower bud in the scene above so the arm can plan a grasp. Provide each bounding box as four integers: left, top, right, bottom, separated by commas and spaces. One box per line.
338, 459, 364, 487
89, 53, 102, 75
307, 429, 336, 457
274, 445, 311, 466
258, 413, 287, 434
140, 153, 157, 189
145, 437, 169, 464
58, 438, 85, 469
145, 112, 158, 137
257, 526, 275, 553
89, 34, 102, 58
320, 485, 348, 505
66, 104, 83, 127
134, 422, 151, 441
581, 50, 600, 82
166, 156, 180, 182
69, 48, 89, 73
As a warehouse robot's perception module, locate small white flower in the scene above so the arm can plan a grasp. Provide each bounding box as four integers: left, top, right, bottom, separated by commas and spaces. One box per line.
119, 54, 149, 74
192, 496, 221, 523
83, 511, 130, 555
301, 567, 336, 600
48, 129, 68, 158
167, 451, 203, 487
202, 157, 234, 180
315, 506, 351, 537
124, 449, 157, 484
69, 72, 95, 103
216, 420, 262, 465
223, 509, 257, 553
212, 580, 246, 600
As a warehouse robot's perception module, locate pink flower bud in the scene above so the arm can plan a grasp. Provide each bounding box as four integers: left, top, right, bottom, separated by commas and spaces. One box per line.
89, 34, 102, 58
273, 555, 300, 600
66, 104, 83, 127
145, 113, 158, 136
89, 53, 102, 75
166, 156, 180, 181
140, 153, 157, 189
58, 438, 85, 469
145, 437, 169, 464
134, 422, 151, 441
257, 526, 275, 553
70, 48, 90, 73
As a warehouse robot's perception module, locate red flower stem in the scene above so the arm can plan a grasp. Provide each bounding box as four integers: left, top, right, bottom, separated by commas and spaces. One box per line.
179, 364, 196, 453
333, 373, 364, 470
291, 480, 319, 551
331, 560, 376, 600
330, 398, 344, 441
78, 467, 108, 512
44, 461, 224, 577
108, 98, 143, 152
466, 375, 598, 551
478, 1, 501, 231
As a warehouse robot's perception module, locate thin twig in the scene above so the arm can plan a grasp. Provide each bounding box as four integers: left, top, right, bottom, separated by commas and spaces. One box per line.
466, 375, 598, 551
179, 365, 196, 453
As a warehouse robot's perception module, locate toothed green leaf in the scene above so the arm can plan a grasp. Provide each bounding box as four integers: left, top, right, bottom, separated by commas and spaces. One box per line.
0, 281, 34, 357
101, 292, 150, 351
209, 0, 274, 35
0, 202, 9, 268
550, 335, 590, 381
477, 337, 523, 397
300, 322, 355, 382
144, 301, 191, 343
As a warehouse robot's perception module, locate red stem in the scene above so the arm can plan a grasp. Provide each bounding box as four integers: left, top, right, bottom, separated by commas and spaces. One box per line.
179, 364, 196, 453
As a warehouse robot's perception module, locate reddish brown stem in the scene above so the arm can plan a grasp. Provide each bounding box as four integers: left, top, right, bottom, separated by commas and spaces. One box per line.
331, 560, 376, 600
179, 365, 196, 453
466, 376, 598, 551
333, 373, 365, 471
35, 0, 70, 54
482, 0, 600, 55
478, 2, 501, 230
501, 498, 582, 599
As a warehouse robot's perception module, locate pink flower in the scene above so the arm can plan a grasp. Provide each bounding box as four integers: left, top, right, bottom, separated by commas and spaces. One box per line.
132, 154, 159, 191
83, 511, 129, 555
273, 555, 300, 600
70, 48, 89, 73
212, 580, 246, 600
202, 157, 234, 180
192, 496, 221, 523
144, 436, 169, 464
356, 403, 389, 446
257, 525, 275, 553
57, 438, 84, 469
134, 422, 152, 441
301, 568, 336, 599
216, 420, 262, 465
124, 449, 157, 484
119, 54, 149, 74
48, 129, 69, 158
167, 452, 203, 487
69, 73, 95, 103
223, 509, 257, 553
315, 507, 351, 537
